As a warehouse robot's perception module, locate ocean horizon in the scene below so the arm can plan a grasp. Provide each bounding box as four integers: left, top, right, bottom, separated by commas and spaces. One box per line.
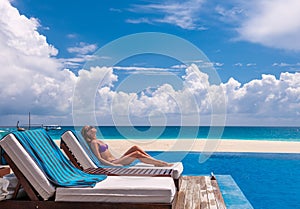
1, 126, 300, 142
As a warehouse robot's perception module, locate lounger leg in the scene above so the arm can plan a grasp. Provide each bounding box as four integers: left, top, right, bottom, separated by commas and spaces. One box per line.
12, 182, 21, 199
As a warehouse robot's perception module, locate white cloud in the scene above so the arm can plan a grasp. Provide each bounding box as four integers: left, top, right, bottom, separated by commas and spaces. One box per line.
237, 0, 300, 51
0, 1, 57, 57
113, 66, 171, 71
62, 42, 99, 69
73, 67, 118, 116
59, 54, 100, 69
67, 33, 78, 39
184, 60, 223, 68
67, 42, 97, 55
233, 62, 257, 67
89, 64, 217, 125
234, 63, 243, 67
273, 62, 292, 67
0, 0, 76, 124
125, 18, 153, 25
223, 73, 300, 118
109, 8, 122, 13
215, 5, 244, 24
72, 64, 300, 126
214, 62, 224, 67
128, 0, 206, 30
246, 63, 256, 67
171, 64, 187, 69
273, 62, 300, 67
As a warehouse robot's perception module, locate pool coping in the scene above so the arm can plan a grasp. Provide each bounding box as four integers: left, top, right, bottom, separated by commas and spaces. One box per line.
216, 175, 253, 209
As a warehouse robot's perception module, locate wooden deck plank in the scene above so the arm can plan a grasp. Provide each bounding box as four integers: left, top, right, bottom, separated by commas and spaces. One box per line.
211, 178, 227, 209
174, 177, 188, 209
205, 176, 218, 209
200, 176, 209, 209
174, 176, 226, 209
192, 179, 201, 209
184, 177, 193, 208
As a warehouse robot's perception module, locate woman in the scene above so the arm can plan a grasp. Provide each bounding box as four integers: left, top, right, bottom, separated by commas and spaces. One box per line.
81, 125, 172, 167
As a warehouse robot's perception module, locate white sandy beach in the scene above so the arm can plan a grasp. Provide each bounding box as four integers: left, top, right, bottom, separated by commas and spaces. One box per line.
56, 139, 300, 154
108, 139, 300, 154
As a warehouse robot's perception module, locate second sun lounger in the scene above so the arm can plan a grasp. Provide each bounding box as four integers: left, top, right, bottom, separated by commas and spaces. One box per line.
60, 130, 183, 180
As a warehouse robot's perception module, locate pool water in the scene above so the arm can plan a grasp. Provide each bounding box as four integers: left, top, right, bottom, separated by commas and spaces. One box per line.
149, 151, 300, 209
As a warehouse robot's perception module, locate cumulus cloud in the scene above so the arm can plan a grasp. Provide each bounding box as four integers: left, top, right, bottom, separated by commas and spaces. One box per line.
0, 0, 76, 124
74, 66, 117, 109
0, 2, 57, 57
70, 64, 222, 125
237, 0, 300, 51
71, 64, 300, 126
222, 73, 300, 119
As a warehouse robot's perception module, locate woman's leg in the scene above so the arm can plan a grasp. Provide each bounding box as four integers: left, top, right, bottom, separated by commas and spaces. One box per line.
113, 151, 171, 167
122, 145, 151, 157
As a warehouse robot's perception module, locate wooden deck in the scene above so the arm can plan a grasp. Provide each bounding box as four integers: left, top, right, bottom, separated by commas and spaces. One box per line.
174, 176, 226, 209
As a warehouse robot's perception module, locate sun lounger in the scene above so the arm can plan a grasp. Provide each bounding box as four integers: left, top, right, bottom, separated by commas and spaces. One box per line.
60, 131, 183, 180
0, 129, 176, 209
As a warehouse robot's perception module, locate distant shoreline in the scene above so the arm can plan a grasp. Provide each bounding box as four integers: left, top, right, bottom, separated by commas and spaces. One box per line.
55, 139, 300, 154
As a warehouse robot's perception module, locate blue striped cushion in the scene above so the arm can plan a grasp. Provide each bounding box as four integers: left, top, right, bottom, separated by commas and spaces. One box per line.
13, 129, 106, 187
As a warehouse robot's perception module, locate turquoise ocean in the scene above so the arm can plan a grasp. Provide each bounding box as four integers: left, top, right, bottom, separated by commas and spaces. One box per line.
1, 126, 300, 141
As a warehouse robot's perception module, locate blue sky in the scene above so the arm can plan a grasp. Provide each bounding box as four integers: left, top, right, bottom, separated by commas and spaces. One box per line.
1, 0, 300, 126
11, 0, 300, 83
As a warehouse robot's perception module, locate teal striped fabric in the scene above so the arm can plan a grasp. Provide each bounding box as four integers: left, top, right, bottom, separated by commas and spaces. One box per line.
13, 129, 106, 187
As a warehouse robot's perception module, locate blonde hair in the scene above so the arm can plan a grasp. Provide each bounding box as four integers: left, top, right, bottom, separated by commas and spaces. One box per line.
81, 125, 94, 139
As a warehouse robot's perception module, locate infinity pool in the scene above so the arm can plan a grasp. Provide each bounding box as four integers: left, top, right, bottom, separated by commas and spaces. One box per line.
149, 151, 300, 209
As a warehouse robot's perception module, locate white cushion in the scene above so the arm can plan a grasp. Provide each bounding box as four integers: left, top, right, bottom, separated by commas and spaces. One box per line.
0, 134, 56, 200
61, 131, 96, 169
56, 176, 175, 203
